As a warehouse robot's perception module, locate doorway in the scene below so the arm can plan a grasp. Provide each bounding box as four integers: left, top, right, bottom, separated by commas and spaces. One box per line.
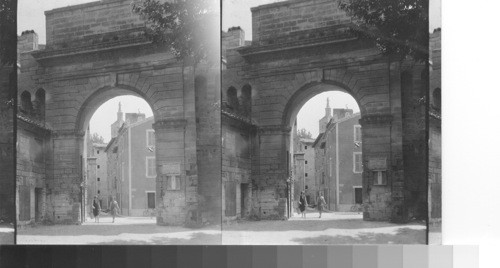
147, 192, 156, 209
354, 186, 362, 204
240, 183, 249, 218
35, 188, 43, 222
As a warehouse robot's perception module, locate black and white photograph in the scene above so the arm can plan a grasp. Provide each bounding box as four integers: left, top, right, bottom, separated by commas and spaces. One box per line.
220, 0, 440, 244
9, 0, 442, 246
15, 0, 223, 244
4, 0, 500, 265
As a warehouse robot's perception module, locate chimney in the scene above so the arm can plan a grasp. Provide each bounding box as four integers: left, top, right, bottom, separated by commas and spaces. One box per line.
18, 30, 39, 53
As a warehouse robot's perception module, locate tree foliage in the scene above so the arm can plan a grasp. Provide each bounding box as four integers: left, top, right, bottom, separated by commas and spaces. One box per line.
339, 0, 429, 63
132, 0, 218, 64
90, 133, 105, 144
297, 128, 313, 139
0, 0, 16, 66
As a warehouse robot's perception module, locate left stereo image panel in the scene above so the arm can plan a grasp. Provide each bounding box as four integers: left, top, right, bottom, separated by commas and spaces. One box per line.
0, 0, 17, 245
15, 0, 222, 245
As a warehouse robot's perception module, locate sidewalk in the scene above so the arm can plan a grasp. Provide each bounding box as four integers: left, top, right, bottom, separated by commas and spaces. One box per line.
0, 224, 14, 244
16, 213, 426, 245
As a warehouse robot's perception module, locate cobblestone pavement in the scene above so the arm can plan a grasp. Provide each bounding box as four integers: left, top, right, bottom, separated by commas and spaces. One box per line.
0, 224, 15, 244
17, 212, 426, 245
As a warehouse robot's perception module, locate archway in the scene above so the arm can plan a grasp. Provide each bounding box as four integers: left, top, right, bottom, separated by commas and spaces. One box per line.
75, 86, 157, 223
82, 93, 156, 223
282, 82, 363, 219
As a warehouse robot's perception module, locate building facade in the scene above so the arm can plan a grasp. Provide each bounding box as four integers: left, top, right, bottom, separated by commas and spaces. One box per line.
292, 136, 316, 212
313, 109, 362, 212
106, 108, 156, 217
86, 142, 108, 213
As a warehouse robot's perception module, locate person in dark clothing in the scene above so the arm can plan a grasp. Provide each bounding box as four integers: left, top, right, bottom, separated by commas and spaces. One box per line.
92, 196, 101, 223
299, 191, 308, 218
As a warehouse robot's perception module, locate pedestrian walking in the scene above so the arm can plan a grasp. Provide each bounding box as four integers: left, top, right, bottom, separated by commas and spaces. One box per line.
299, 191, 308, 218
317, 192, 326, 218
92, 196, 101, 223
109, 197, 120, 223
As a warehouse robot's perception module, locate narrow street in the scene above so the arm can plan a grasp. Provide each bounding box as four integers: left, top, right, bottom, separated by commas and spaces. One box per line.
16, 212, 425, 245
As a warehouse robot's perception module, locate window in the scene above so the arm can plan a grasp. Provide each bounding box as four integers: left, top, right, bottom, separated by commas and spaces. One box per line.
146, 157, 156, 178
166, 175, 181, 190
97, 165, 100, 169
227, 87, 239, 110
354, 125, 362, 142
305, 146, 308, 149
353, 152, 362, 173
305, 173, 308, 177
305, 160, 308, 164
97, 178, 100, 182
97, 150, 99, 154
373, 171, 387, 185
20, 91, 32, 114
146, 129, 155, 147
147, 192, 156, 208
98, 190, 100, 194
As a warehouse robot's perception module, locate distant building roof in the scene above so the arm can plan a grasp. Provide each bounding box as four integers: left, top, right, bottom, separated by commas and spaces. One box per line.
299, 138, 315, 144
92, 143, 107, 148
312, 133, 324, 148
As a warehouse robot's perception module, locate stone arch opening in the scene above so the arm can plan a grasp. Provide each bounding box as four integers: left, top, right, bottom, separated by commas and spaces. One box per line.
20, 91, 32, 115
75, 85, 158, 222
226, 86, 239, 111
283, 81, 363, 217
283, 81, 363, 130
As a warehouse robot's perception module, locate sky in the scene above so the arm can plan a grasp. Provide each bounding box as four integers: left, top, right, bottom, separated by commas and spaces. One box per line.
296, 92, 359, 138
18, 0, 95, 44
89, 96, 153, 143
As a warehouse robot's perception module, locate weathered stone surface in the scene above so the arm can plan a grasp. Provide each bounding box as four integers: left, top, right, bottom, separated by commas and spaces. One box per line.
222, 0, 431, 223
18, 0, 221, 226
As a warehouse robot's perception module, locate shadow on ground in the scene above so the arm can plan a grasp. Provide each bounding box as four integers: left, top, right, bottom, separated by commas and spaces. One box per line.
17, 220, 220, 237
222, 217, 425, 232
94, 232, 223, 245
291, 228, 426, 244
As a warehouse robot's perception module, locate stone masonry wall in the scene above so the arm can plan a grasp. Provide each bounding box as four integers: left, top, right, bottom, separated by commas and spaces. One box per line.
251, 0, 351, 45
18, 0, 219, 226
429, 30, 441, 224
45, 0, 145, 49
222, 0, 429, 222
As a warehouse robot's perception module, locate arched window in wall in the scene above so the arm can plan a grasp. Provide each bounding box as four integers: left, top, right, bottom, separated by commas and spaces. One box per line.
35, 88, 46, 120
432, 87, 441, 111
241, 84, 251, 116
20, 91, 32, 115
227, 86, 239, 111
